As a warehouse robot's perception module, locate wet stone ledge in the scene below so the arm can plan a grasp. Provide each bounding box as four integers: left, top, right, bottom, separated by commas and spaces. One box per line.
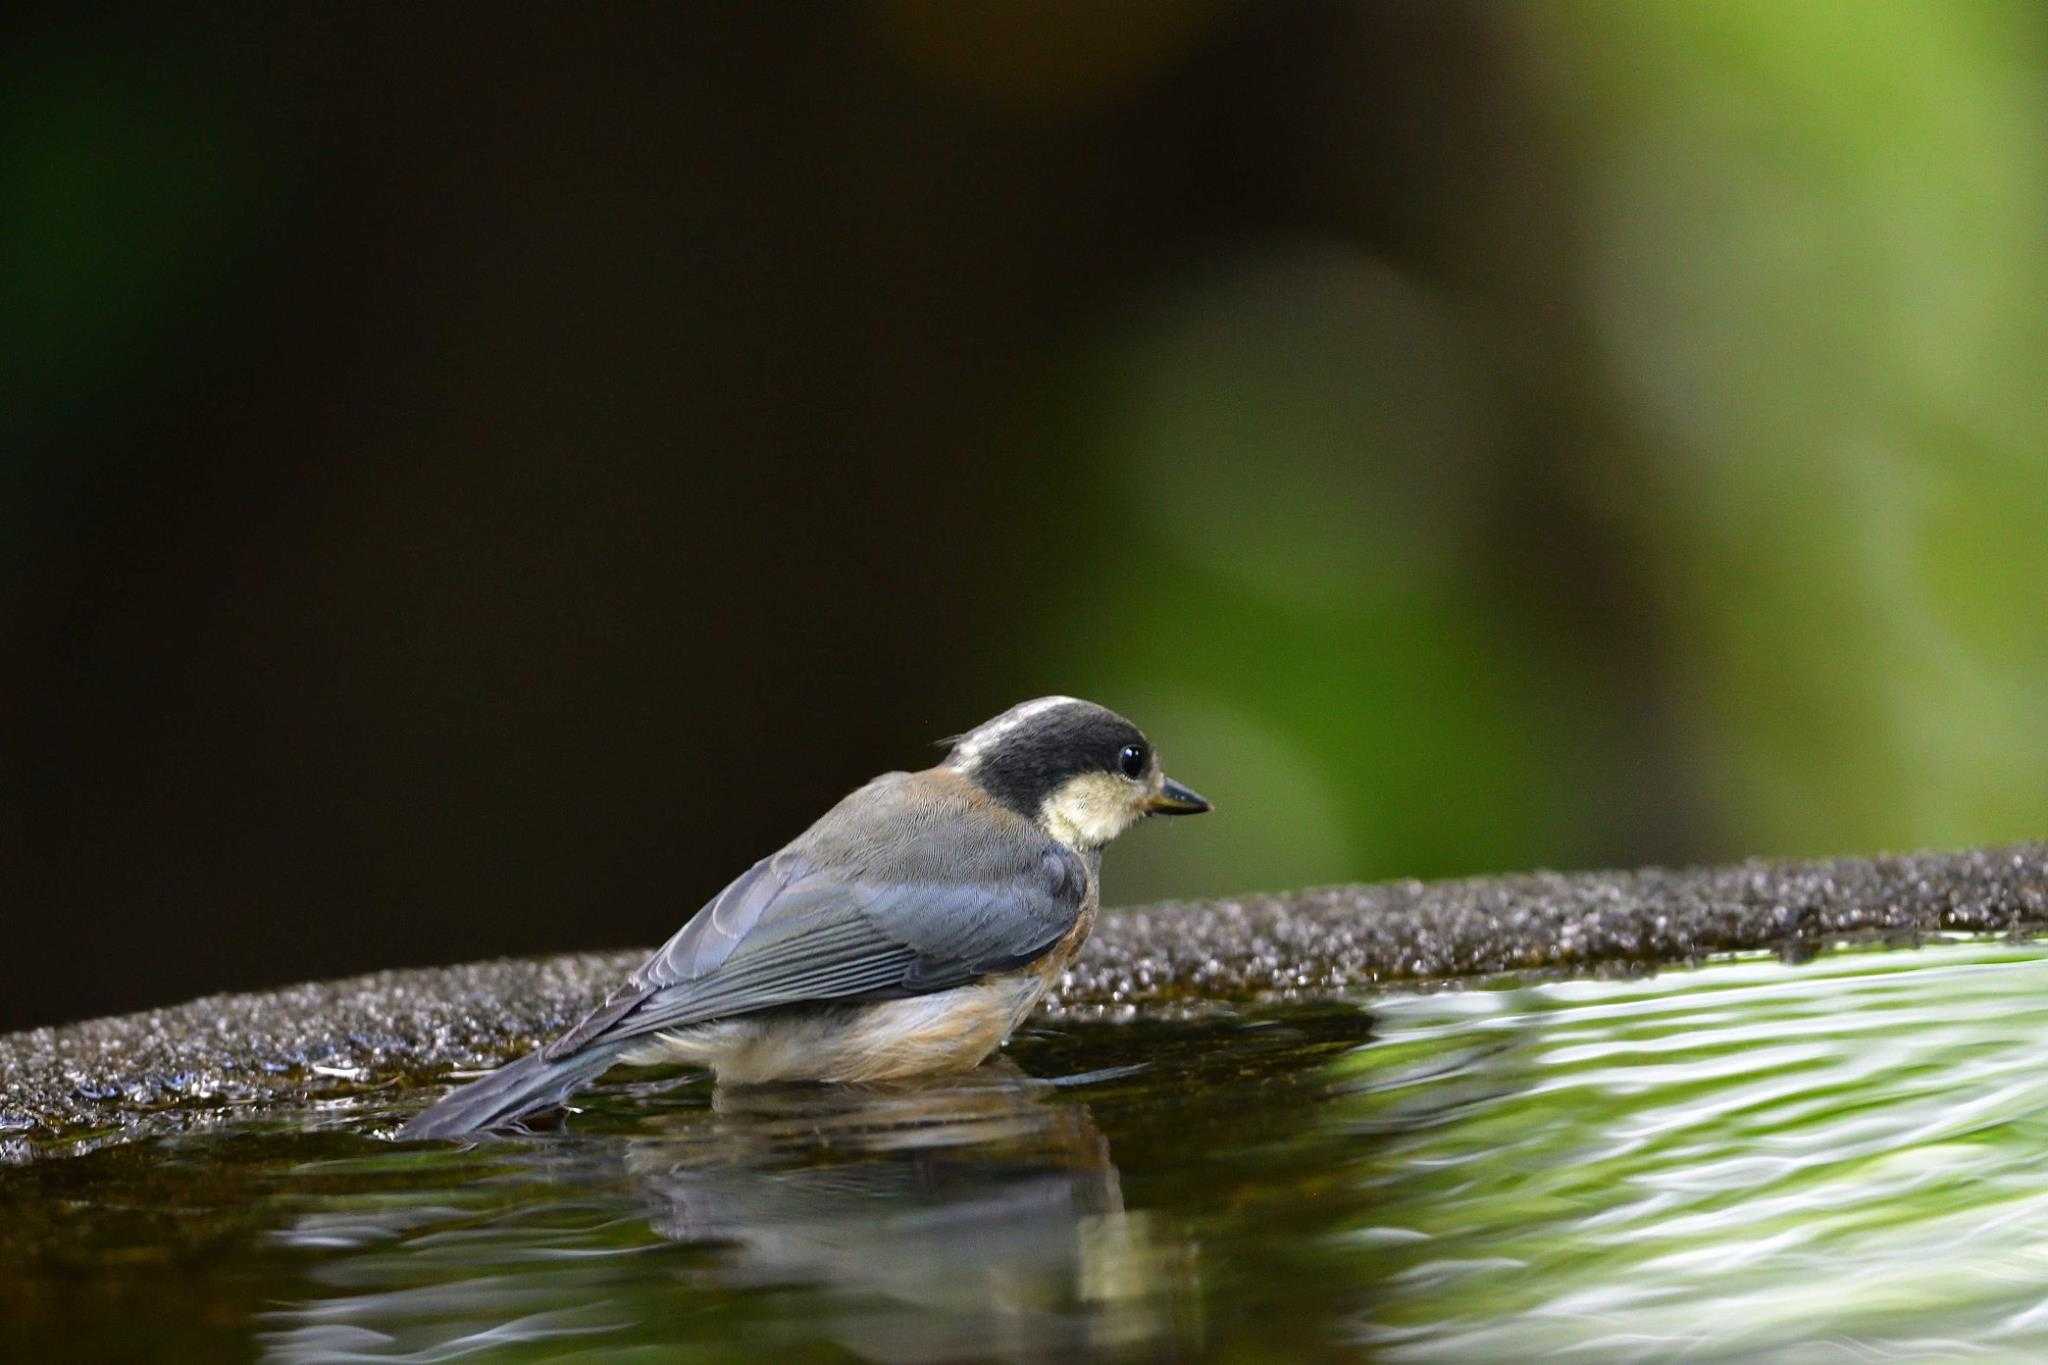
4, 842, 2044, 1154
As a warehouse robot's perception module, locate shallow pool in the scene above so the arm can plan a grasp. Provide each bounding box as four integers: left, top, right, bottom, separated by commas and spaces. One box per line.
7, 937, 2048, 1360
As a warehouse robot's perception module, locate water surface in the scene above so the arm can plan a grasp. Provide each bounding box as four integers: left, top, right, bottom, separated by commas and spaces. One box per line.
7, 938, 2048, 1360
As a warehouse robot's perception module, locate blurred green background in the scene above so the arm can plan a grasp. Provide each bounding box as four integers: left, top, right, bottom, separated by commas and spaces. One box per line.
6, 4, 2044, 1029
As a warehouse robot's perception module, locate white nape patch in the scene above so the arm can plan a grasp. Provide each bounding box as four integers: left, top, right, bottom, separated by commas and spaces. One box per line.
1038, 770, 1143, 850
946, 695, 1082, 774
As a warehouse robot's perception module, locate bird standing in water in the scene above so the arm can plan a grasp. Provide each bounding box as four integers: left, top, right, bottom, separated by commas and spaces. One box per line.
401, 697, 1210, 1138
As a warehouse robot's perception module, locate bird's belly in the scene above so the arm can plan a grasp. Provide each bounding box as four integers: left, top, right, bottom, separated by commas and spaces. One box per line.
626, 971, 1053, 1085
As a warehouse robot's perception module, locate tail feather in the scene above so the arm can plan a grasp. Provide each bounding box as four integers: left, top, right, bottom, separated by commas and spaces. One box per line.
398, 1041, 627, 1140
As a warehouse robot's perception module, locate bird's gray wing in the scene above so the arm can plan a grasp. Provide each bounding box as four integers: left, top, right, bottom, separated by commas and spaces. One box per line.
542, 818, 1086, 1062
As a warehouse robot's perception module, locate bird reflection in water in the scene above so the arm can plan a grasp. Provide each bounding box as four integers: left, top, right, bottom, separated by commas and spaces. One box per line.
630, 1062, 1190, 1358
261, 1063, 1193, 1361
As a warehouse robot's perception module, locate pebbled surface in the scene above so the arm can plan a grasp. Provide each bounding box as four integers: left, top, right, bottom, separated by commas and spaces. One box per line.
4, 843, 2044, 1153
1062, 842, 2048, 1013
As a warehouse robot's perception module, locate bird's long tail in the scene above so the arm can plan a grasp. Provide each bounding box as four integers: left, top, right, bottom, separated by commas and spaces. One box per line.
398, 1040, 629, 1140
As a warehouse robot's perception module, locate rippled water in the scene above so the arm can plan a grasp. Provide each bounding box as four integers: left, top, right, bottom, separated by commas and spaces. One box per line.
8, 938, 2048, 1360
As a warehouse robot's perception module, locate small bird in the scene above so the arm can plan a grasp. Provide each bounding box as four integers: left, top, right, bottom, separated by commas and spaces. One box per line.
400, 697, 1210, 1138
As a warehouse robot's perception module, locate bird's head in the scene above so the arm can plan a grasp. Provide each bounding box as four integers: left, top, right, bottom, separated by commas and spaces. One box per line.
943, 696, 1211, 850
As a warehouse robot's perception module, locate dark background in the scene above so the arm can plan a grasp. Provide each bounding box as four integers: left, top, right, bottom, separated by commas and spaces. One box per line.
8, 5, 2045, 1030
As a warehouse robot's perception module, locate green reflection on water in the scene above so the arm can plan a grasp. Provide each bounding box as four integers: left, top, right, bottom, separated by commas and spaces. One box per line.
1340, 938, 2048, 1359
6, 940, 2048, 1361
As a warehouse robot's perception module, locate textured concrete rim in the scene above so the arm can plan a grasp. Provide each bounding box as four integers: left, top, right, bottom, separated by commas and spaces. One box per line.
3, 841, 2044, 1157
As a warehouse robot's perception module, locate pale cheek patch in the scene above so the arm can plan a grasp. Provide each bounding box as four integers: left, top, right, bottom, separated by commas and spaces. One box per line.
1039, 771, 1142, 850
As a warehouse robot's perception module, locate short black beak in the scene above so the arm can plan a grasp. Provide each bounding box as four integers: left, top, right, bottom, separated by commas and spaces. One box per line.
1145, 776, 1212, 816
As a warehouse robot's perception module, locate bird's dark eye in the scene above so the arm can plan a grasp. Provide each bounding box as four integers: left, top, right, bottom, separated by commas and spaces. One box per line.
1117, 743, 1147, 779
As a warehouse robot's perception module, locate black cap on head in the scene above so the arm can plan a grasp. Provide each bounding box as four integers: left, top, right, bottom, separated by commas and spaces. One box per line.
947, 698, 1150, 819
